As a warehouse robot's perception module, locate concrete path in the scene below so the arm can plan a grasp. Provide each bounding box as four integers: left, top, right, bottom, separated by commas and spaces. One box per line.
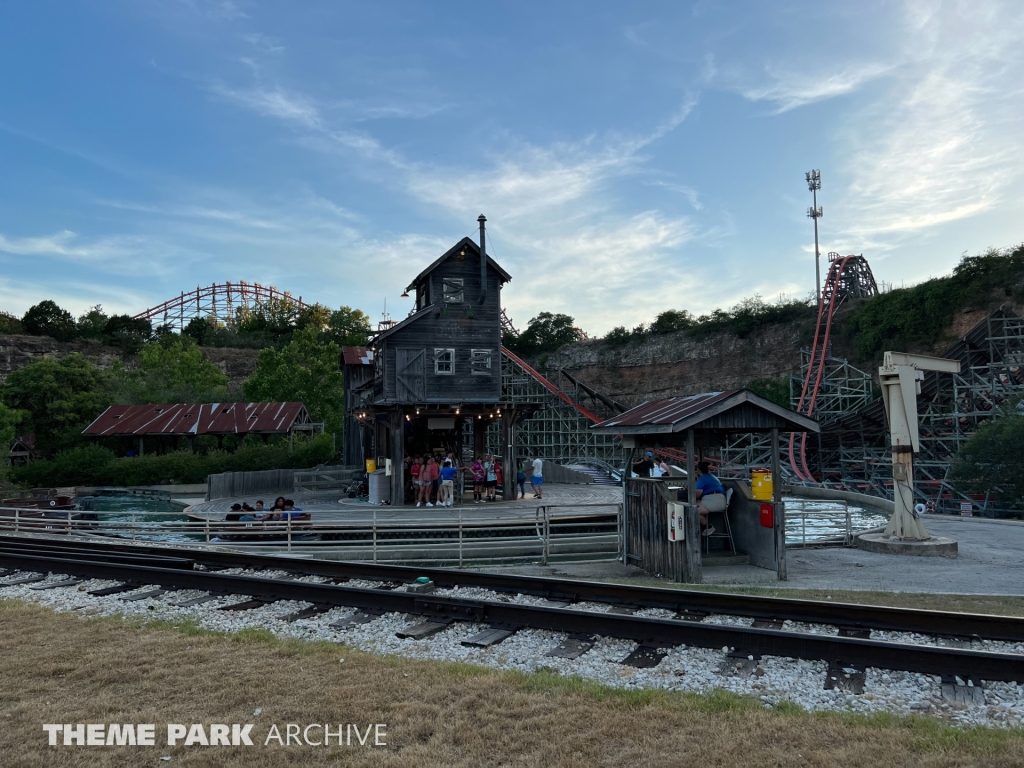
784, 515, 1024, 595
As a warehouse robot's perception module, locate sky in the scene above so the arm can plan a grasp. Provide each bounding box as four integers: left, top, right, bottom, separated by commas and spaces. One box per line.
1, 0, 1022, 336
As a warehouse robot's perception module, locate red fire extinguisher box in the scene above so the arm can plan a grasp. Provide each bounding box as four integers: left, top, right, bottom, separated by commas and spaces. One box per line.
759, 503, 774, 528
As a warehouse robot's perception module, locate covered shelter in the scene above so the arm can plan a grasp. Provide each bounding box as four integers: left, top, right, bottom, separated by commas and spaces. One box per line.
82, 402, 320, 455
591, 390, 819, 583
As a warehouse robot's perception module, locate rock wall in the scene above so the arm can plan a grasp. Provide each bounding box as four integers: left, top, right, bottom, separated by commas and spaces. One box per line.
0, 335, 260, 389
538, 321, 813, 406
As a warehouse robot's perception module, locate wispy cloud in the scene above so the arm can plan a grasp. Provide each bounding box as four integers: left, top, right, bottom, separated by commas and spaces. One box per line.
741, 61, 894, 113
831, 0, 1024, 249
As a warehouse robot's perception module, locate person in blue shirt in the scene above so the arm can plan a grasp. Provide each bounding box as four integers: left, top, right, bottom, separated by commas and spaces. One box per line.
438, 460, 458, 507
694, 461, 726, 536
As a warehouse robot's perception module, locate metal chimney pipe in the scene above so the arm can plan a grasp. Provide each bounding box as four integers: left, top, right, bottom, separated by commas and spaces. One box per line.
478, 214, 487, 305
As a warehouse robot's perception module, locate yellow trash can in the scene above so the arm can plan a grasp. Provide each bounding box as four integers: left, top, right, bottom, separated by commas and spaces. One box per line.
365, 458, 377, 474
751, 469, 773, 501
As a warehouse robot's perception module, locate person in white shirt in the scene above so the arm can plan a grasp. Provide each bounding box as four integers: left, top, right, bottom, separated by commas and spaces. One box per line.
530, 455, 544, 499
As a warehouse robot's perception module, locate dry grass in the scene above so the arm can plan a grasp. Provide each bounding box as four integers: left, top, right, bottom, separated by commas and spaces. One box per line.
2, 599, 1024, 767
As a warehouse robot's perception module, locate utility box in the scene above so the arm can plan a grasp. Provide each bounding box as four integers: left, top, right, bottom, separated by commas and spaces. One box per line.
751, 469, 773, 501
668, 502, 686, 542
759, 502, 774, 528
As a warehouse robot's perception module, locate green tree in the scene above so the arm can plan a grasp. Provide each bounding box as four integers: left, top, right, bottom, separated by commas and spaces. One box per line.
325, 306, 372, 347
649, 309, 693, 335
507, 312, 586, 356
0, 311, 23, 334
22, 300, 78, 341
237, 297, 303, 346
113, 334, 230, 403
951, 399, 1024, 512
242, 327, 345, 436
0, 401, 24, 449
746, 377, 792, 408
102, 314, 152, 353
0, 354, 112, 456
77, 305, 109, 339
183, 316, 215, 346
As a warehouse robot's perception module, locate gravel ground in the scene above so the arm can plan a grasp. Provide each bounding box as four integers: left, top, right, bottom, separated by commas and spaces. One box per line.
4, 568, 1024, 729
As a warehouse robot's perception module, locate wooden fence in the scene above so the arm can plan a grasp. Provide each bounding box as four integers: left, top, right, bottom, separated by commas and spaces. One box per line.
624, 478, 701, 583
205, 469, 297, 501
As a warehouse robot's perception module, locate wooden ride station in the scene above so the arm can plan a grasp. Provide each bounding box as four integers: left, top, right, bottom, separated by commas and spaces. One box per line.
343, 216, 536, 507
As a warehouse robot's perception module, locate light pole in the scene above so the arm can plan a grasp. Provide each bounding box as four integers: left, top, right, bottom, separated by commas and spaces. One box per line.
806, 170, 822, 304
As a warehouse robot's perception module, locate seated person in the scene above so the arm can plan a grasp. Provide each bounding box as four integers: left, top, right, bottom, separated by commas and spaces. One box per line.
225, 503, 244, 521
278, 499, 310, 522
694, 461, 726, 536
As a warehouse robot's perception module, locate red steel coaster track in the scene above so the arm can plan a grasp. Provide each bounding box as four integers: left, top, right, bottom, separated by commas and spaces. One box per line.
789, 254, 878, 481
134, 282, 309, 331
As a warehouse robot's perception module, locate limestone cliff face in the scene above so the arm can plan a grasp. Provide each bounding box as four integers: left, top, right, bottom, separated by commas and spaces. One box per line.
0, 335, 260, 390
537, 322, 812, 406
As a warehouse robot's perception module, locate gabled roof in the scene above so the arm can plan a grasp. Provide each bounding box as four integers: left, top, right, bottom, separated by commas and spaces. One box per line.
590, 390, 820, 435
405, 237, 512, 291
82, 402, 311, 437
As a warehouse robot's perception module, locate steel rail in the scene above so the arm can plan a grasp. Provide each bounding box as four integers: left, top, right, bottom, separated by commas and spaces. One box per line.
4, 535, 1024, 644
2, 548, 1024, 683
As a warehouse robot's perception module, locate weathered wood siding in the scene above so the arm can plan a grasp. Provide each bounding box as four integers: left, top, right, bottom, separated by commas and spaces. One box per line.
380, 250, 502, 404
624, 478, 701, 583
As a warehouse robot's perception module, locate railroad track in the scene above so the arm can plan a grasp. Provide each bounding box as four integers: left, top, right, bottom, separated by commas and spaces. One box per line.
1, 534, 1022, 695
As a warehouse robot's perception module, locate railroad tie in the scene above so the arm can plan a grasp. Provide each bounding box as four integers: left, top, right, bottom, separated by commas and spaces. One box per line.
120, 588, 170, 602
750, 618, 785, 631
396, 618, 453, 640
941, 675, 986, 705
219, 598, 274, 612
329, 608, 385, 630
608, 604, 639, 615
719, 649, 762, 677
278, 604, 332, 623
546, 633, 596, 660
676, 609, 709, 622
936, 635, 979, 650
622, 641, 674, 668
824, 661, 866, 694
0, 575, 46, 587
168, 594, 220, 607
29, 578, 83, 591
462, 624, 520, 648
88, 583, 141, 597
837, 626, 871, 639
539, 599, 572, 609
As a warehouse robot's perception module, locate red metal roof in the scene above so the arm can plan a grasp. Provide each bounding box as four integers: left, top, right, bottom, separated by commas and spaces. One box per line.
82, 402, 310, 437
591, 390, 820, 434
341, 346, 374, 366
594, 392, 735, 429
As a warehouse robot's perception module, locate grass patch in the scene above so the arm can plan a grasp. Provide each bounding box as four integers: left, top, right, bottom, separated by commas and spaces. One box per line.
3, 598, 1024, 766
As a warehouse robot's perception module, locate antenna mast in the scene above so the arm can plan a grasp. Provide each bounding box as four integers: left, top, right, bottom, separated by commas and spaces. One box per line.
806, 170, 823, 304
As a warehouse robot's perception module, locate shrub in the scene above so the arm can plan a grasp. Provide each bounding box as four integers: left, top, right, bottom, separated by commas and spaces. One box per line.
11, 433, 336, 488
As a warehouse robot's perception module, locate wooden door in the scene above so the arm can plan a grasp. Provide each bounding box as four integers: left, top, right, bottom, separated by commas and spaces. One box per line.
395, 349, 426, 402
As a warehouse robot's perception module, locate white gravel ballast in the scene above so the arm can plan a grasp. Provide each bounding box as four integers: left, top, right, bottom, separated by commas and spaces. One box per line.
3, 568, 1024, 730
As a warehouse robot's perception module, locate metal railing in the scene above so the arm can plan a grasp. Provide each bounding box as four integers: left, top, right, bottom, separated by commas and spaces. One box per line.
0, 503, 623, 567
784, 499, 858, 547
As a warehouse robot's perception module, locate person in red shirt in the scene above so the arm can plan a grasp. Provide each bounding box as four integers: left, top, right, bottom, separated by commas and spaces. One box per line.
424, 456, 439, 507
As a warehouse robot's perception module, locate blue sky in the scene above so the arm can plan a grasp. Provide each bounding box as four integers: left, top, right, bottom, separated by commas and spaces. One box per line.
1, 1, 1022, 335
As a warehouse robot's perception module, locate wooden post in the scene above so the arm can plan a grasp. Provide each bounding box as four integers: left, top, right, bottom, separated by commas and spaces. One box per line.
390, 409, 405, 506
622, 446, 635, 564
500, 406, 517, 501
772, 427, 786, 581
683, 428, 701, 583
683, 504, 702, 583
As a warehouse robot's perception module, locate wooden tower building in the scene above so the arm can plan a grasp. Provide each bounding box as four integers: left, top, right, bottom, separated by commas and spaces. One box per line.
344, 216, 527, 504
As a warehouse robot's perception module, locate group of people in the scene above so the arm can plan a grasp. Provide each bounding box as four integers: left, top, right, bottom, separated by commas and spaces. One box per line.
632, 449, 725, 537
403, 452, 547, 506
224, 496, 307, 522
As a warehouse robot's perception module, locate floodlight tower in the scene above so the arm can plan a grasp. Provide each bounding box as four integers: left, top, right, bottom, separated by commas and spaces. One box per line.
806, 170, 823, 304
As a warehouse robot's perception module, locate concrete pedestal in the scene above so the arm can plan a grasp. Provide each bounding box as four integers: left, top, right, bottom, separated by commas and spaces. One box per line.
857, 533, 958, 558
